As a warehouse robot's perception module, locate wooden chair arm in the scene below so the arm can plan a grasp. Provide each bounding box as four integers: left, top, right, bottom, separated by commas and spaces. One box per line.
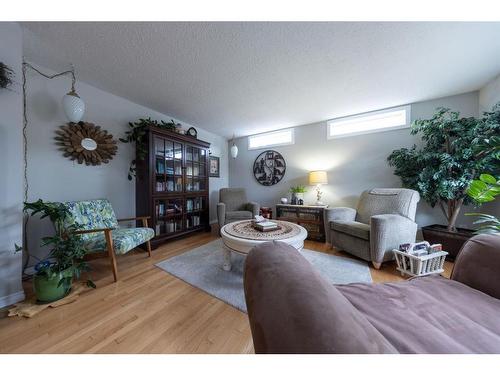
73, 228, 114, 235
117, 216, 150, 222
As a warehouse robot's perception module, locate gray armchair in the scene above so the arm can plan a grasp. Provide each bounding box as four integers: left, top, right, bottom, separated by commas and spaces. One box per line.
324, 188, 420, 269
217, 188, 260, 228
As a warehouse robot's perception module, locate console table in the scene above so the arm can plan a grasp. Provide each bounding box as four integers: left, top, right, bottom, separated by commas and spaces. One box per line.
276, 204, 328, 242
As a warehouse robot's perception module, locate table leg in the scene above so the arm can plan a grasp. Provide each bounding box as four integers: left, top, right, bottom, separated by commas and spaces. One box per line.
223, 247, 232, 271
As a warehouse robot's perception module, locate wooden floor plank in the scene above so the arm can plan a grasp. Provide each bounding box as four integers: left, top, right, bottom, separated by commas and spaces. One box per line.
0, 230, 452, 353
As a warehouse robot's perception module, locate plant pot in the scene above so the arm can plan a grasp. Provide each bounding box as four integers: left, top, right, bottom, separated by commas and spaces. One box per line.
33, 268, 73, 303
421, 224, 475, 260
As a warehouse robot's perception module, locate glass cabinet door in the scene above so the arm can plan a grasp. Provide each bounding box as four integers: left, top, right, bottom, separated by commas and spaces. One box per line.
155, 136, 183, 193
185, 196, 207, 229
154, 198, 184, 235
185, 146, 207, 192
155, 137, 166, 193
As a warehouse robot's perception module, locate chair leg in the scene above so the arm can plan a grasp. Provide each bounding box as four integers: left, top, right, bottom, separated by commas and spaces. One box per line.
104, 229, 118, 282
141, 217, 153, 257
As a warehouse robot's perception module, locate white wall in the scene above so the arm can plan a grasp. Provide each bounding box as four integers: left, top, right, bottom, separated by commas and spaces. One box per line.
25, 63, 228, 262
0, 22, 25, 307
229, 91, 500, 230
479, 73, 500, 112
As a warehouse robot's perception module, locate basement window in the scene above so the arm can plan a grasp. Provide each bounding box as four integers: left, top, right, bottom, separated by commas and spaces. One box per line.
248, 128, 295, 150
327, 105, 411, 139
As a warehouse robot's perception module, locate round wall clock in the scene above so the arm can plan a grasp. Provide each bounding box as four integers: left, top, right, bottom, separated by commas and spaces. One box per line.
253, 150, 286, 186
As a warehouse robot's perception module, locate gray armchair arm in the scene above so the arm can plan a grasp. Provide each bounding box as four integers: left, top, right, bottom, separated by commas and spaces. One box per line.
370, 214, 418, 265
247, 202, 260, 216
324, 207, 357, 243
451, 234, 500, 299
217, 202, 226, 229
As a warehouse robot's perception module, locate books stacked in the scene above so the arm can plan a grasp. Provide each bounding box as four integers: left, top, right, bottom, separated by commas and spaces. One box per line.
253, 220, 278, 232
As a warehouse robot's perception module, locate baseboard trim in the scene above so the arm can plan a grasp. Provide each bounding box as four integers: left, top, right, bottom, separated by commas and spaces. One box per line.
0, 290, 25, 309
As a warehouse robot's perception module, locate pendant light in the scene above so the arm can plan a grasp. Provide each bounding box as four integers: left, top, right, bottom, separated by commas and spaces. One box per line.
230, 134, 238, 159
62, 66, 85, 123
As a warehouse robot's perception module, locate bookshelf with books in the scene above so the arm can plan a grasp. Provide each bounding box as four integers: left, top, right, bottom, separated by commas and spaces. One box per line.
135, 125, 211, 247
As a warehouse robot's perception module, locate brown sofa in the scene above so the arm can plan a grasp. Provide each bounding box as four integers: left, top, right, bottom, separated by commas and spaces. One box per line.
244, 234, 500, 353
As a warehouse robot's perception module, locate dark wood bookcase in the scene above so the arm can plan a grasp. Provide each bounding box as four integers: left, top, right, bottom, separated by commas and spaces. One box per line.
136, 126, 210, 247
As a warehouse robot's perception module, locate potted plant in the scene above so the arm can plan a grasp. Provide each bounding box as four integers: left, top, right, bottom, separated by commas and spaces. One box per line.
290, 185, 307, 205
388, 105, 500, 258
24, 199, 96, 303
466, 133, 500, 233
0, 62, 14, 90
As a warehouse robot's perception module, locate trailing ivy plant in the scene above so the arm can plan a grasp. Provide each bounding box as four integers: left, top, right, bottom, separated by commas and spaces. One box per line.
0, 62, 14, 89
24, 199, 96, 289
120, 117, 181, 180
388, 105, 500, 232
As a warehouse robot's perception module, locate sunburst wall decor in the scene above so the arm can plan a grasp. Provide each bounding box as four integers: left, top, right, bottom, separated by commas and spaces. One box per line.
55, 121, 118, 165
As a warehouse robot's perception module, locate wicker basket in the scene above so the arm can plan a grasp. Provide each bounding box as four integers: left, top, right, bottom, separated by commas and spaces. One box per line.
393, 248, 448, 277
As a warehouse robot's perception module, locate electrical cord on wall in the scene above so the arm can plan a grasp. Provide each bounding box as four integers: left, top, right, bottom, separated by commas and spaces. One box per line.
21, 61, 77, 280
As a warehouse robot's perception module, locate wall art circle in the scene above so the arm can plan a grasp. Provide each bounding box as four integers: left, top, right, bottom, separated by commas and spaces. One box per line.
253, 150, 286, 186
55, 121, 118, 166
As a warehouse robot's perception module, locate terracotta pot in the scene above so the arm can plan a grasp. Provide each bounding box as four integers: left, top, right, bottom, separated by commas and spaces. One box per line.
421, 224, 475, 260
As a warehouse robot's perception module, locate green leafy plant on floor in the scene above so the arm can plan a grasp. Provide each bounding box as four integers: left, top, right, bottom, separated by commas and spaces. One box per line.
119, 117, 181, 180
466, 125, 500, 234
388, 105, 500, 232
290, 185, 307, 193
24, 199, 96, 289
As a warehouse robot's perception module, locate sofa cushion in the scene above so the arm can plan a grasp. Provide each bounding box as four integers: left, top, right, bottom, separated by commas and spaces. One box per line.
337, 275, 500, 353
225, 210, 253, 221
245, 241, 397, 353
331, 220, 370, 240
84, 227, 155, 255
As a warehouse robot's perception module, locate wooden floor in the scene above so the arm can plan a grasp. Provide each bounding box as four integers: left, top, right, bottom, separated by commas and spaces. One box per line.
0, 231, 453, 354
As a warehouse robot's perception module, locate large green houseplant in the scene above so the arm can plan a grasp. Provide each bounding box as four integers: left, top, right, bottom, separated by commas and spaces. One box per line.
24, 199, 95, 303
466, 130, 500, 234
388, 105, 500, 256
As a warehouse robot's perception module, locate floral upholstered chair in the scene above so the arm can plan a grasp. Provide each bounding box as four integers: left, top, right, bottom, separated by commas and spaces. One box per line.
63, 199, 155, 282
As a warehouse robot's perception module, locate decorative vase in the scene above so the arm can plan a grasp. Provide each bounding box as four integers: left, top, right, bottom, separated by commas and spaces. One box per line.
33, 268, 73, 303
280, 197, 288, 204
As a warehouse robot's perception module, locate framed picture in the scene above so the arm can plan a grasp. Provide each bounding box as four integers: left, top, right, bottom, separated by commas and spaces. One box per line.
209, 156, 220, 177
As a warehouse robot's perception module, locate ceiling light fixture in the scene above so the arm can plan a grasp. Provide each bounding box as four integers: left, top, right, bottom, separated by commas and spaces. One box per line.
230, 134, 238, 159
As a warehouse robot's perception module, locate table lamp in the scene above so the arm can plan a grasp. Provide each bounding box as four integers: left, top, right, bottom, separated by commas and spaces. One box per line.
309, 170, 328, 205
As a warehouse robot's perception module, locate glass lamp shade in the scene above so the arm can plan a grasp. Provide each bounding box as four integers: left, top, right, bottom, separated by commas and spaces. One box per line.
309, 170, 328, 185
230, 143, 238, 158
62, 91, 85, 123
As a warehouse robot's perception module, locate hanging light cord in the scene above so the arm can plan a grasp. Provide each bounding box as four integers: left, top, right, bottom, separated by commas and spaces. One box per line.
21, 61, 77, 278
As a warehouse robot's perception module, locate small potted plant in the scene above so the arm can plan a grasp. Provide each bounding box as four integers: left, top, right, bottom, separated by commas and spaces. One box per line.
388, 105, 500, 258
290, 185, 307, 205
24, 199, 95, 303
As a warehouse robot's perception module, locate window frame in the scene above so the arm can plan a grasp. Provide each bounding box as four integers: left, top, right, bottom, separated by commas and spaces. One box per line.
327, 105, 411, 139
247, 128, 295, 150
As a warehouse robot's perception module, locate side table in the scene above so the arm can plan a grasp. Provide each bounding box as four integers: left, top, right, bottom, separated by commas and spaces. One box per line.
276, 204, 328, 242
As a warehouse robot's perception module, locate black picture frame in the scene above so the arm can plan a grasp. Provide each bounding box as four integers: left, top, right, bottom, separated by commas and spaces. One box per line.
209, 156, 220, 177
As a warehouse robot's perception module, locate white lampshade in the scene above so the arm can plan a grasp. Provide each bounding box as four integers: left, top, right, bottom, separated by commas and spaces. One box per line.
309, 170, 328, 185
230, 143, 238, 159
62, 91, 85, 123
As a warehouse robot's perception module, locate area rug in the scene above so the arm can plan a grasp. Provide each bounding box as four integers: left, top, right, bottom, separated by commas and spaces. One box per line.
155, 239, 372, 313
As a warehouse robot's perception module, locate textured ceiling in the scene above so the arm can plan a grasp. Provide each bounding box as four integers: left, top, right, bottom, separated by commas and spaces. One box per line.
22, 22, 500, 138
